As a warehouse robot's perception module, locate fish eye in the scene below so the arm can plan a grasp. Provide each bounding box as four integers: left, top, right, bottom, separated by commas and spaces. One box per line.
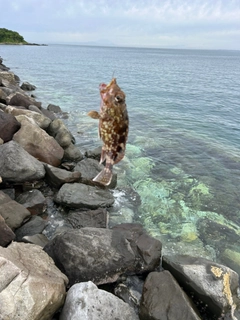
115, 95, 122, 103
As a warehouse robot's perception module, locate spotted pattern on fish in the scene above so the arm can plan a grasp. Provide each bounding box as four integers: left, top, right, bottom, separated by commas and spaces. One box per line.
87, 78, 129, 185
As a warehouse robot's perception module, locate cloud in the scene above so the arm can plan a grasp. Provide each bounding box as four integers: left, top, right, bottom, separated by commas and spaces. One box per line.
1, 0, 240, 49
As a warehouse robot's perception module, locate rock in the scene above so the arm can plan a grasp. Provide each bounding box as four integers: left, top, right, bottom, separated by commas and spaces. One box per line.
85, 146, 102, 161
0, 71, 19, 85
39, 106, 57, 120
74, 158, 104, 180
48, 119, 75, 148
0, 88, 7, 103
47, 104, 62, 113
55, 183, 115, 209
22, 234, 49, 247
6, 105, 51, 129
0, 141, 45, 183
14, 216, 47, 242
0, 111, 20, 142
44, 224, 161, 286
20, 81, 36, 91
6, 91, 41, 108
0, 190, 31, 230
0, 138, 3, 145
114, 275, 144, 312
67, 208, 109, 228
139, 271, 201, 320
63, 143, 83, 162
16, 189, 46, 215
13, 119, 64, 166
0, 214, 16, 246
60, 281, 139, 320
162, 255, 240, 319
45, 164, 81, 189
28, 104, 42, 114
0, 242, 68, 320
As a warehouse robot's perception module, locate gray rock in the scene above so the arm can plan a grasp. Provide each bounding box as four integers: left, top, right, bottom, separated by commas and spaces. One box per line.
67, 208, 109, 229
13, 119, 64, 166
6, 91, 41, 108
0, 190, 31, 230
0, 88, 7, 104
55, 183, 115, 209
60, 281, 139, 320
0, 71, 18, 85
0, 242, 68, 320
15, 216, 47, 242
22, 234, 49, 247
162, 255, 240, 319
0, 214, 16, 246
48, 119, 75, 147
74, 158, 104, 180
44, 224, 161, 286
16, 189, 46, 215
139, 271, 201, 320
0, 111, 20, 142
6, 105, 51, 129
63, 143, 83, 162
20, 81, 36, 91
28, 104, 43, 114
47, 104, 62, 113
45, 164, 81, 189
85, 146, 102, 161
0, 141, 45, 183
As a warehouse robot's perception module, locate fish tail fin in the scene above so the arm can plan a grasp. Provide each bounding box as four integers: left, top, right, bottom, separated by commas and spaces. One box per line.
93, 163, 113, 186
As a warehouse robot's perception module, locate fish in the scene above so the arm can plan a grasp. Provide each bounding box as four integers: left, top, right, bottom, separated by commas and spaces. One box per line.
87, 78, 129, 186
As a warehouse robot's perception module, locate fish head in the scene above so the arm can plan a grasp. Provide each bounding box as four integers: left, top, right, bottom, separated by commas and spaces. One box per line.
99, 78, 126, 108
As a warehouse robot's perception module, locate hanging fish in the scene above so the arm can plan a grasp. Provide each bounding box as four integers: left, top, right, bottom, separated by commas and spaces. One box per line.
87, 78, 129, 186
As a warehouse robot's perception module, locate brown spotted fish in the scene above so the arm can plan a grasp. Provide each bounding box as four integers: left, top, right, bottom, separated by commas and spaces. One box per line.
87, 78, 129, 186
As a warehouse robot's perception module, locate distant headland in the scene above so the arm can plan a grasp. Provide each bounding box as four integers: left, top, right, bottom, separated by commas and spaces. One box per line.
0, 28, 47, 46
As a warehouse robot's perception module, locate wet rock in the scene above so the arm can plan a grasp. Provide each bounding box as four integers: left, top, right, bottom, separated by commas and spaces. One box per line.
44, 224, 161, 286
85, 145, 102, 161
20, 81, 36, 91
63, 143, 83, 162
0, 111, 20, 142
16, 189, 46, 215
15, 216, 47, 242
47, 103, 62, 113
39, 106, 57, 120
55, 183, 115, 209
0, 214, 16, 246
0, 141, 45, 183
67, 208, 109, 228
45, 164, 81, 189
13, 119, 64, 166
0, 242, 68, 320
6, 105, 51, 129
60, 281, 139, 320
114, 275, 144, 312
6, 91, 41, 108
139, 271, 201, 320
22, 233, 49, 247
74, 158, 104, 180
0, 190, 31, 230
162, 255, 240, 319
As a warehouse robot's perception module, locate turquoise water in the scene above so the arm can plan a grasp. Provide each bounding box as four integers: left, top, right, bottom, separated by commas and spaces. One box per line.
1, 45, 240, 271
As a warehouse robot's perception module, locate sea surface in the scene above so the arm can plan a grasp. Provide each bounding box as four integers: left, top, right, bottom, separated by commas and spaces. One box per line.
1, 44, 240, 271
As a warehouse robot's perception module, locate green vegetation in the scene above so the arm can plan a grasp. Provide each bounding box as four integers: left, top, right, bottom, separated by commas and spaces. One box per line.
0, 28, 28, 44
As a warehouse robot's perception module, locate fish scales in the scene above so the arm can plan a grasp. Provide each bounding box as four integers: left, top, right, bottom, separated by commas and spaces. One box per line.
87, 78, 129, 186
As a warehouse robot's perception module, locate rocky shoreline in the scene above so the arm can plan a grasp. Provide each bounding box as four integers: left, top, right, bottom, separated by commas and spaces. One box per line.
0, 56, 240, 320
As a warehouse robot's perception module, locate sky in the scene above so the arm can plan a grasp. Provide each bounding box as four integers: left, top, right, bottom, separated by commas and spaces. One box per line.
1, 0, 240, 50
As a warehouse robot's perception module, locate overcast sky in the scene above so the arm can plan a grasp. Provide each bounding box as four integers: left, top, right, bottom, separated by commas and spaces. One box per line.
1, 0, 240, 50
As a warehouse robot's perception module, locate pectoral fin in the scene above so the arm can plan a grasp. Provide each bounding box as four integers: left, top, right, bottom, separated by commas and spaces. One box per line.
87, 110, 100, 119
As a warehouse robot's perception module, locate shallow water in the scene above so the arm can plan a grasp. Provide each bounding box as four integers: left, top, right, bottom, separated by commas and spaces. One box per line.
1, 44, 240, 272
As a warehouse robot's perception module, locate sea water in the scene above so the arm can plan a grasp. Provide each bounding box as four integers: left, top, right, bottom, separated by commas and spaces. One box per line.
1, 44, 240, 271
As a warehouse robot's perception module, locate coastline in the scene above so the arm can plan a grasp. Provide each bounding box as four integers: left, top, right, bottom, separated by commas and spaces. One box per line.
0, 56, 240, 320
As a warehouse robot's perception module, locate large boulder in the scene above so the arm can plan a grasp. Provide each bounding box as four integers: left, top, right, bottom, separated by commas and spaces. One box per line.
45, 164, 81, 189
48, 119, 75, 148
44, 224, 162, 286
55, 183, 115, 209
0, 242, 68, 320
0, 141, 45, 183
16, 189, 46, 215
0, 214, 15, 246
6, 106, 51, 129
0, 111, 20, 142
162, 255, 240, 319
139, 271, 201, 320
13, 119, 64, 166
6, 92, 41, 108
0, 71, 19, 85
60, 281, 139, 320
20, 81, 36, 91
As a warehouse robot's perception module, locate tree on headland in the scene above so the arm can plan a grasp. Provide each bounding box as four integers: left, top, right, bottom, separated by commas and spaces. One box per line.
0, 28, 28, 44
